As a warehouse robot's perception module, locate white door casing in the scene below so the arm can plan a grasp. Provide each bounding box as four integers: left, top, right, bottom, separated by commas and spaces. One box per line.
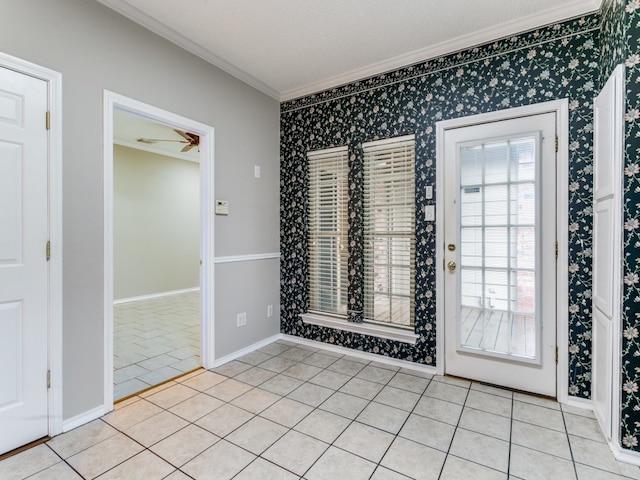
436, 100, 569, 398
592, 64, 624, 443
0, 66, 49, 453
103, 91, 215, 411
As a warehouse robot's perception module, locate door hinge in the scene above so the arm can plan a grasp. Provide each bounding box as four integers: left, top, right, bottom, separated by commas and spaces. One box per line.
46, 240, 51, 261
555, 241, 558, 260
555, 347, 559, 364
45, 111, 50, 130
47, 370, 51, 389
555, 135, 558, 153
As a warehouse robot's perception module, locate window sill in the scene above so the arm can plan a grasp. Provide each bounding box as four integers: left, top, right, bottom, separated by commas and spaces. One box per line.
300, 312, 419, 345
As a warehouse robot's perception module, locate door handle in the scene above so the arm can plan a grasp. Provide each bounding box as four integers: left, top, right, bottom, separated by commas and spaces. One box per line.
447, 261, 456, 271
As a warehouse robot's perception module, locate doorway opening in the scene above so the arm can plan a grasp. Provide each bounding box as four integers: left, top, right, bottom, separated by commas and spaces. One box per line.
103, 92, 215, 408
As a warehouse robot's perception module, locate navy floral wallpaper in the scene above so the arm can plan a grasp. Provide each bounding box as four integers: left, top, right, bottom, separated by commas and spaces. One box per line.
280, 15, 600, 396
600, 0, 640, 453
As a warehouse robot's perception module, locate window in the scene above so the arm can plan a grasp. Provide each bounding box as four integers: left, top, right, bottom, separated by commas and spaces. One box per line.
363, 135, 415, 328
307, 146, 348, 317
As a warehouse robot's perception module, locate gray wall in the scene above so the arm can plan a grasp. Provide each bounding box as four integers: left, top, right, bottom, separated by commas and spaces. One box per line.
0, 0, 280, 420
114, 145, 200, 300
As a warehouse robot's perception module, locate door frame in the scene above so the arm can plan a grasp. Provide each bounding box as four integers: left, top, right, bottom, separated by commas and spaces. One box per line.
103, 91, 215, 409
0, 52, 64, 438
435, 99, 570, 402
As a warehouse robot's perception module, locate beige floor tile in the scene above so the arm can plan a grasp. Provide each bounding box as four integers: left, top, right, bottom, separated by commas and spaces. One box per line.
387, 372, 431, 394
95, 450, 175, 480
308, 369, 351, 389
470, 382, 513, 399
205, 378, 253, 402
294, 409, 352, 443
212, 360, 252, 377
399, 414, 455, 452
449, 428, 509, 473
28, 460, 83, 480
510, 444, 577, 480
236, 350, 273, 366
356, 401, 410, 434
514, 392, 561, 410
413, 395, 463, 425
356, 365, 396, 384
282, 362, 323, 381
123, 410, 189, 447
231, 387, 281, 414
570, 435, 623, 474
260, 374, 304, 396
259, 356, 298, 373
375, 385, 420, 411
259, 397, 314, 427
334, 421, 395, 463
561, 403, 596, 419
168, 392, 224, 422
458, 407, 511, 441
102, 398, 163, 430
149, 424, 219, 467
511, 420, 572, 460
327, 358, 367, 376
47, 420, 118, 459
179, 371, 226, 391
279, 347, 314, 362
434, 375, 472, 388
234, 367, 278, 386
195, 403, 254, 437
262, 430, 328, 476
319, 391, 369, 419
163, 470, 192, 480
288, 382, 334, 407
513, 400, 565, 432
440, 455, 507, 480
0, 445, 60, 480
305, 446, 376, 480
424, 380, 468, 405
370, 466, 413, 479
303, 352, 341, 368
564, 412, 606, 442
145, 384, 198, 409
234, 458, 298, 480
575, 463, 631, 480
465, 389, 512, 417
226, 416, 288, 454
182, 440, 255, 480
67, 433, 143, 479
381, 437, 446, 480
340, 377, 384, 400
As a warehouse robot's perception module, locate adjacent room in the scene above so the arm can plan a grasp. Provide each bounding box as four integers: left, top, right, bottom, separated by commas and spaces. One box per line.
0, 0, 639, 478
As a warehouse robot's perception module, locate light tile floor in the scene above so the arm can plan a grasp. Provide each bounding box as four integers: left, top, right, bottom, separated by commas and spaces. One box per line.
114, 292, 200, 400
3, 339, 640, 480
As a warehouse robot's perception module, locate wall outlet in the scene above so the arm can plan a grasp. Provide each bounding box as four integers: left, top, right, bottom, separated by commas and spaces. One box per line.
267, 305, 273, 318
236, 312, 247, 327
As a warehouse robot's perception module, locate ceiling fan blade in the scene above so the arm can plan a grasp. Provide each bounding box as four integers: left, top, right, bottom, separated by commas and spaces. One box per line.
174, 129, 191, 141
137, 138, 187, 144
181, 144, 195, 152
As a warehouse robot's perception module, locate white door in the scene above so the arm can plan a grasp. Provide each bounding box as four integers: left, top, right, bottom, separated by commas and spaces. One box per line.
0, 66, 49, 453
592, 64, 624, 441
443, 112, 557, 396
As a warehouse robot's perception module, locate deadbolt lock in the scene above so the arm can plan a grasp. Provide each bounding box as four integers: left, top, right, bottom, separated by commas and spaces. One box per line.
447, 244, 456, 251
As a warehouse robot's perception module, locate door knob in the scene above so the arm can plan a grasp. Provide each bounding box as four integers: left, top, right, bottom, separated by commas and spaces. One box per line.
447, 261, 456, 271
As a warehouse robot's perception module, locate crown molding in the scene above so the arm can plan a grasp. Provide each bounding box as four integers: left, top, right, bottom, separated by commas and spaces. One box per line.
281, 0, 602, 101
96, 0, 280, 100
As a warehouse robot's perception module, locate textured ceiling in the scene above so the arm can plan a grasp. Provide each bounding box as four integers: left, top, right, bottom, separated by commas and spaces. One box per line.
98, 0, 602, 101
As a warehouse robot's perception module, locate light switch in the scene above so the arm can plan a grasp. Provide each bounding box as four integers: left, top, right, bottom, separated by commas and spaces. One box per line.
254, 165, 261, 178
425, 205, 435, 221
215, 200, 229, 215
425, 185, 433, 200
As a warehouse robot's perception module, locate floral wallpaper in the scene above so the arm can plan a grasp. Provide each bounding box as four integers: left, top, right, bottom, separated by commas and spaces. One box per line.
604, 0, 640, 453
280, 15, 600, 395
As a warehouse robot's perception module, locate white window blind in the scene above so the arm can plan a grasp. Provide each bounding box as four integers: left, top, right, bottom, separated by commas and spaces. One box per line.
363, 135, 415, 328
307, 146, 349, 317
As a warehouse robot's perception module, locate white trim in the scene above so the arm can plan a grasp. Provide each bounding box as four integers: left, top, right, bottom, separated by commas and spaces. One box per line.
211, 334, 282, 368
61, 406, 107, 433
612, 444, 640, 467
280, 334, 437, 375
300, 313, 419, 345
281, 1, 600, 101
214, 252, 280, 264
95, 0, 279, 100
103, 91, 216, 412
114, 139, 199, 163
435, 99, 569, 397
113, 287, 200, 305
0, 52, 64, 439
562, 395, 593, 411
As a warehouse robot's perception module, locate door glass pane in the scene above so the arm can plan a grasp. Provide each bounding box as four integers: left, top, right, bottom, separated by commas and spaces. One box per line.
458, 135, 538, 360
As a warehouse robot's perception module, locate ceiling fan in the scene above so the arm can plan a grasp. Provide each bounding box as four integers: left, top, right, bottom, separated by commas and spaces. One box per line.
136, 129, 200, 152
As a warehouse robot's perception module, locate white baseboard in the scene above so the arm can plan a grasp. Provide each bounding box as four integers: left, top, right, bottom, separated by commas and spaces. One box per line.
114, 287, 200, 305
561, 395, 592, 410
62, 406, 107, 433
279, 334, 438, 376
613, 442, 640, 467
211, 334, 282, 368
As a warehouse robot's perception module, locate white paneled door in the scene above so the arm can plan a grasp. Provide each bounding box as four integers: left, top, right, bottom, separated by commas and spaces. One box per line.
442, 112, 557, 396
0, 66, 49, 454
